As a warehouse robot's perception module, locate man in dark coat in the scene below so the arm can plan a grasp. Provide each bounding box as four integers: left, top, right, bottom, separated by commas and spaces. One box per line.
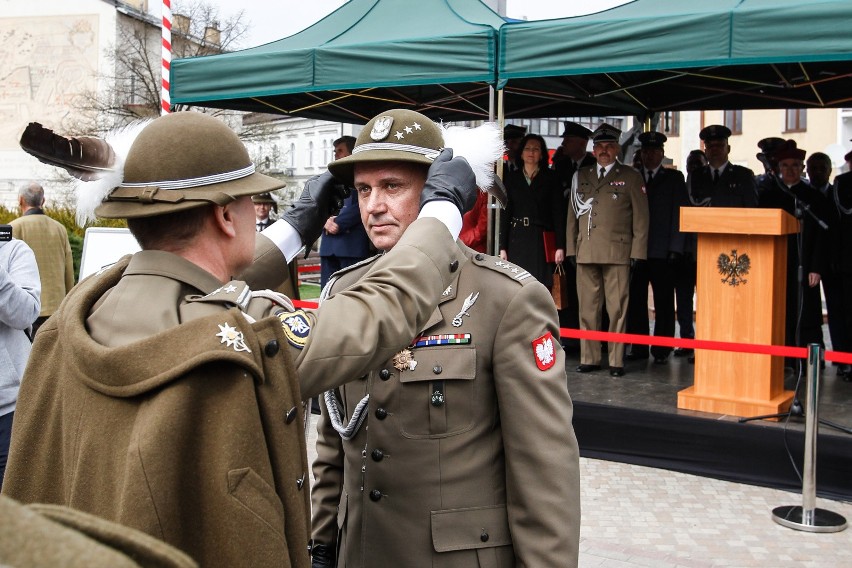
758, 140, 829, 357
828, 149, 852, 378
626, 132, 688, 364
689, 125, 758, 208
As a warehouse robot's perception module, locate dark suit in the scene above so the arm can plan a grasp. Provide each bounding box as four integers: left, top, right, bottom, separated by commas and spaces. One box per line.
758, 179, 830, 348
319, 192, 371, 288
826, 173, 852, 356
689, 163, 758, 208
627, 167, 688, 358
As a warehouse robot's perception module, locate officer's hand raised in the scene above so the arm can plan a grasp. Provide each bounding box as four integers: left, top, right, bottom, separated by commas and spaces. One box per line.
419, 148, 477, 215
282, 171, 350, 250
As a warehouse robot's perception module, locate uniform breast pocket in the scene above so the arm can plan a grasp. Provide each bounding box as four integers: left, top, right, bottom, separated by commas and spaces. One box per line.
397, 347, 476, 439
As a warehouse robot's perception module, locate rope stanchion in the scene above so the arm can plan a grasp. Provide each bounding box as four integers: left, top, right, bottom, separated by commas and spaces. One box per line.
771, 344, 847, 533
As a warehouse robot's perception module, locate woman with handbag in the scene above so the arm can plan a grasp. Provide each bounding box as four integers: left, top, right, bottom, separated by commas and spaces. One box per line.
499, 134, 566, 288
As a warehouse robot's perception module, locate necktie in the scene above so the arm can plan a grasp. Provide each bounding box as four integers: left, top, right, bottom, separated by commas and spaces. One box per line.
256, 222, 265, 232
713, 169, 720, 183
599, 167, 606, 180
646, 170, 654, 184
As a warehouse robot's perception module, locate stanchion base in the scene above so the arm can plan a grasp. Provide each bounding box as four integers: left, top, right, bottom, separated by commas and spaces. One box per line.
772, 506, 847, 533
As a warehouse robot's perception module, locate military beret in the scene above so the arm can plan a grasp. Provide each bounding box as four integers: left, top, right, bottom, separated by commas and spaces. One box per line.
638, 131, 667, 148
699, 124, 732, 141
561, 121, 592, 139
503, 124, 527, 140
591, 123, 621, 144
773, 139, 806, 162
757, 137, 786, 154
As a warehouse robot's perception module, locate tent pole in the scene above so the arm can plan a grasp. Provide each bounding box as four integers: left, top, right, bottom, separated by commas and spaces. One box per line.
489, 87, 505, 257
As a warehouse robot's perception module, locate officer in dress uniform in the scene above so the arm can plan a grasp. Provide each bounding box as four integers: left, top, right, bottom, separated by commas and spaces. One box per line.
502, 123, 527, 172
566, 123, 649, 377
689, 124, 758, 207
3, 112, 477, 568
310, 109, 580, 568
625, 132, 687, 364
830, 145, 852, 379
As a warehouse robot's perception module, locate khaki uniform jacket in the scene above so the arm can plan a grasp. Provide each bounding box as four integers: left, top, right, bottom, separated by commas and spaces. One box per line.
3, 218, 463, 568
311, 244, 581, 567
566, 163, 649, 263
10, 212, 75, 316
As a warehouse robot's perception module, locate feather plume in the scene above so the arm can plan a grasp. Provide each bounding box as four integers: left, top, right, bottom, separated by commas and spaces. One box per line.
20, 122, 117, 181
441, 122, 506, 206
73, 120, 151, 226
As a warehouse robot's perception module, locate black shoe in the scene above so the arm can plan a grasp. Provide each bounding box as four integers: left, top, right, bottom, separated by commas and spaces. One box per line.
673, 347, 694, 357
625, 352, 649, 361
609, 366, 625, 377
688, 355, 695, 364
838, 365, 852, 378
653, 356, 668, 365
575, 364, 601, 373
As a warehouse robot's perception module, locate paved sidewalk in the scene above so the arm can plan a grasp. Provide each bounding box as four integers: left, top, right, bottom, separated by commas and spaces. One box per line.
306, 415, 852, 567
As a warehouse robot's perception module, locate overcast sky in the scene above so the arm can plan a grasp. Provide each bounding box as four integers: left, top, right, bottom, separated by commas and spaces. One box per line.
160, 0, 630, 49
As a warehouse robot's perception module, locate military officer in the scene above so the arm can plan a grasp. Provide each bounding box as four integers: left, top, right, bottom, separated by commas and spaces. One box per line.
830, 146, 852, 379
3, 112, 477, 568
689, 124, 758, 207
626, 132, 687, 364
502, 123, 527, 172
566, 123, 649, 376
310, 109, 581, 568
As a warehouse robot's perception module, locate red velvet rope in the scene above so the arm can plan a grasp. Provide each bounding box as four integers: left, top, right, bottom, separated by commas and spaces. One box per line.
291, 299, 852, 365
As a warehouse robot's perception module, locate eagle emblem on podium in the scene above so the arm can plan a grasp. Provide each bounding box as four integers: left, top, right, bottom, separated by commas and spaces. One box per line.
717, 249, 750, 287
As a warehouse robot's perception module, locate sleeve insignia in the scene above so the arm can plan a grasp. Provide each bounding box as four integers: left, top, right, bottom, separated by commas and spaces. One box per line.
532, 332, 556, 371
277, 309, 312, 349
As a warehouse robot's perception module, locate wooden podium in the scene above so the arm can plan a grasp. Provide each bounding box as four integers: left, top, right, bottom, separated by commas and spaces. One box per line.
677, 208, 798, 418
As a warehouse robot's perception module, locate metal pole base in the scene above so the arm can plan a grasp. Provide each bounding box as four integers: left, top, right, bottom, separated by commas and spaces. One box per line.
772, 505, 847, 533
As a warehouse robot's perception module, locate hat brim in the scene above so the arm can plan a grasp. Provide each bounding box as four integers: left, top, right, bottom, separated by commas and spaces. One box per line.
95, 171, 286, 219
328, 149, 434, 185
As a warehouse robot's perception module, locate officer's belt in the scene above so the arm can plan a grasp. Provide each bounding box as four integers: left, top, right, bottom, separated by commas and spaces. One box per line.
511, 216, 545, 228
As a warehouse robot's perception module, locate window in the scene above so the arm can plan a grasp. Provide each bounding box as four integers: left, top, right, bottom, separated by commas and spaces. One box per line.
308, 141, 314, 166
785, 109, 807, 133
662, 111, 680, 137
724, 110, 743, 135
289, 143, 296, 168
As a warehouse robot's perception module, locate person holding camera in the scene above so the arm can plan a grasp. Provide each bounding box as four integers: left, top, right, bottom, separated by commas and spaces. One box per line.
0, 225, 41, 488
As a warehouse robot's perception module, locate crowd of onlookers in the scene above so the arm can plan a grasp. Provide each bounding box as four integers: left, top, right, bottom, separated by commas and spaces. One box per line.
490, 121, 852, 378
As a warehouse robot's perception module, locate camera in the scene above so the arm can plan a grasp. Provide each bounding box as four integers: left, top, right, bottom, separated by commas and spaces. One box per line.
0, 224, 12, 242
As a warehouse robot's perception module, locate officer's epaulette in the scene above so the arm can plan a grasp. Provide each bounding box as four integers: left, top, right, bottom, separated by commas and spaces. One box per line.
188, 280, 252, 310
471, 252, 537, 286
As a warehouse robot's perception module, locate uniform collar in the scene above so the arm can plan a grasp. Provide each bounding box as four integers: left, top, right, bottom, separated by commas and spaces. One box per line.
124, 250, 224, 295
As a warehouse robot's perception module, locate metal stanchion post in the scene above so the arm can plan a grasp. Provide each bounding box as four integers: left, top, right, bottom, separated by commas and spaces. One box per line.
772, 343, 847, 533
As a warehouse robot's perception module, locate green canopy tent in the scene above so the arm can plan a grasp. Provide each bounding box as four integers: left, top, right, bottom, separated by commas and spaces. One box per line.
498, 0, 852, 120
170, 0, 506, 123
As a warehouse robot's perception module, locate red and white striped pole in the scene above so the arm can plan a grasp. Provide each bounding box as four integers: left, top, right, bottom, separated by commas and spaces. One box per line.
161, 0, 172, 114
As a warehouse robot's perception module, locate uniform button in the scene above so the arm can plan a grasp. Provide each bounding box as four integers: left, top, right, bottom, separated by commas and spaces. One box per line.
475, 254, 484, 261
371, 449, 384, 462
296, 474, 305, 490
369, 489, 382, 502
591, 225, 596, 228
480, 531, 489, 542
433, 365, 442, 374
379, 369, 391, 381
375, 408, 388, 420
264, 340, 279, 357
449, 260, 459, 272
285, 406, 298, 424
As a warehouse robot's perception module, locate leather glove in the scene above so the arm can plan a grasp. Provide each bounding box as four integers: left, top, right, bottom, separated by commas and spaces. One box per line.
310, 543, 334, 568
667, 251, 683, 265
567, 255, 577, 268
282, 171, 350, 250
419, 148, 478, 215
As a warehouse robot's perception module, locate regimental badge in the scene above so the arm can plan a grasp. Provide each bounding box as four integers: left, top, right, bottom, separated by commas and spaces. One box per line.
717, 249, 751, 287
277, 309, 312, 349
442, 285, 453, 297
392, 348, 418, 372
216, 322, 251, 353
611, 193, 619, 200
452, 292, 480, 327
532, 332, 556, 371
370, 116, 394, 141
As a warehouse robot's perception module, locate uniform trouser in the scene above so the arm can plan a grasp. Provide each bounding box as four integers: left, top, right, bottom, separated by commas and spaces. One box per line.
558, 261, 581, 348
577, 263, 630, 367
648, 259, 676, 358
822, 270, 850, 354
625, 260, 649, 357
674, 258, 697, 340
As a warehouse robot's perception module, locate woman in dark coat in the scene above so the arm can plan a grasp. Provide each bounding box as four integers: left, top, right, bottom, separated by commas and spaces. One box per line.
499, 134, 566, 287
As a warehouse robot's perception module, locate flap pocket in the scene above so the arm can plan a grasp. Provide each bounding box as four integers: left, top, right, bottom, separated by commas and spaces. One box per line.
398, 347, 476, 384
431, 504, 510, 552
228, 468, 284, 536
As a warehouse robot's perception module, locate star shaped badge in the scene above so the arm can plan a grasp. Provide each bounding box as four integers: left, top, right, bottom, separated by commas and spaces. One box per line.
216, 322, 252, 353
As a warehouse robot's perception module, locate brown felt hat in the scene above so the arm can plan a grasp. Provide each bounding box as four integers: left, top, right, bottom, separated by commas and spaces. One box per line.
328, 109, 444, 185
774, 139, 807, 162
96, 112, 285, 219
